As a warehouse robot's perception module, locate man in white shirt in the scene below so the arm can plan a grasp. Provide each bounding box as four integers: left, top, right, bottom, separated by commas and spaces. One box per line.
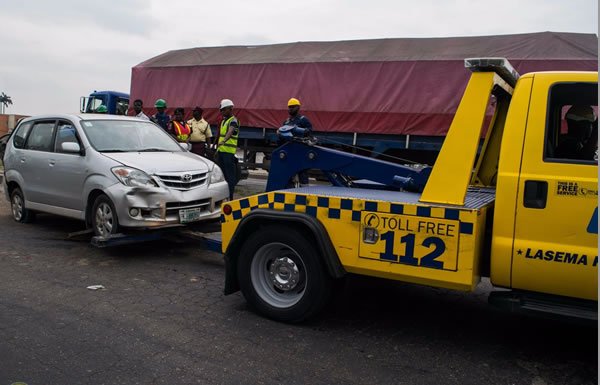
132, 99, 149, 120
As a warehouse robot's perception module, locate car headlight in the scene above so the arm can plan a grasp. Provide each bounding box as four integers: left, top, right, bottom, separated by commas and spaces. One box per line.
210, 165, 225, 184
111, 167, 157, 188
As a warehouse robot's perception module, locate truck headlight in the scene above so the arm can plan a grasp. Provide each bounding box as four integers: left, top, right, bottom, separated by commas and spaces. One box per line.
210, 165, 225, 184
111, 167, 157, 188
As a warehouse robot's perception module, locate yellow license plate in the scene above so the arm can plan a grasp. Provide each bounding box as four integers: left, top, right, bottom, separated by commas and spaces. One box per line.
359, 212, 460, 271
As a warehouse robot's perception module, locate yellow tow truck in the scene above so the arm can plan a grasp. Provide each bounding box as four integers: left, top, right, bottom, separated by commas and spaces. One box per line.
220, 58, 598, 322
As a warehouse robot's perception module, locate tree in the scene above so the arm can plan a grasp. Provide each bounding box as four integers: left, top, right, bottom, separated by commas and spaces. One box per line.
0, 92, 13, 114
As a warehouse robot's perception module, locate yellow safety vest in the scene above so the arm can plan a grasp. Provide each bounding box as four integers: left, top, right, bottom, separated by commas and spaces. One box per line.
217, 116, 239, 154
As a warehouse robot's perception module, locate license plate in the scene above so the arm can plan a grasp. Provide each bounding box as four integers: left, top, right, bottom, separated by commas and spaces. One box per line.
359, 212, 460, 271
179, 207, 203, 223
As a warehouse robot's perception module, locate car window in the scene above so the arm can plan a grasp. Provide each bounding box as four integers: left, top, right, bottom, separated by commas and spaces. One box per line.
54, 121, 80, 153
12, 121, 33, 149
81, 119, 182, 152
25, 121, 56, 152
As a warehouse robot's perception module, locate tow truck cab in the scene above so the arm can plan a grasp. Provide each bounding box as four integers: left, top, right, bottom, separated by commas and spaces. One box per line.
80, 90, 129, 115
221, 58, 598, 322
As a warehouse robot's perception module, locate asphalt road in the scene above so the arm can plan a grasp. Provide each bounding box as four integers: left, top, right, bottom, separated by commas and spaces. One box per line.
0, 180, 597, 385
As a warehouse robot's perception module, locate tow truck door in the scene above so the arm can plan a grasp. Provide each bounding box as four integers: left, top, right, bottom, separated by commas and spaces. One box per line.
511, 73, 598, 300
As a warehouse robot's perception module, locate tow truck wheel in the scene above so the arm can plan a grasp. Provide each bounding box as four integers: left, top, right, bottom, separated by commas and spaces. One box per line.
91, 195, 119, 237
10, 187, 35, 223
238, 226, 332, 323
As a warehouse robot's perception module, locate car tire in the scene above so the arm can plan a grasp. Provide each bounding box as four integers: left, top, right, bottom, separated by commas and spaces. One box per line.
10, 187, 35, 223
237, 225, 332, 323
91, 194, 119, 237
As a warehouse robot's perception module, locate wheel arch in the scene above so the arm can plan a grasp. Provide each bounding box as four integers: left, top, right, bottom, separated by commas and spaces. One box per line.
6, 180, 21, 197
224, 209, 346, 295
85, 189, 106, 227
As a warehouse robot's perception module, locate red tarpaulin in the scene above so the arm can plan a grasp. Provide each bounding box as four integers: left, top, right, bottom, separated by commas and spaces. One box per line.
131, 32, 598, 136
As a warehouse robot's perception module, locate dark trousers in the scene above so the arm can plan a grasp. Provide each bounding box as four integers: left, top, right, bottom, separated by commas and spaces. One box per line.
190, 142, 206, 156
216, 151, 237, 200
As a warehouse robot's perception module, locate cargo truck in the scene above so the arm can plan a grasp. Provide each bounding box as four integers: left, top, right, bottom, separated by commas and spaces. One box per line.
130, 32, 597, 167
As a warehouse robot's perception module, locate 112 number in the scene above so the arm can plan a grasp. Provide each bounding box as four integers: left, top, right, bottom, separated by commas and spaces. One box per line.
379, 232, 446, 269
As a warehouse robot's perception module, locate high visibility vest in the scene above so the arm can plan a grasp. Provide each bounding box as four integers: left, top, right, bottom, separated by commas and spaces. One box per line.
217, 116, 239, 154
172, 121, 191, 142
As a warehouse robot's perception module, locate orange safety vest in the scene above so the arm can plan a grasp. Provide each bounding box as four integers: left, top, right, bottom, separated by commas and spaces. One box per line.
172, 121, 191, 142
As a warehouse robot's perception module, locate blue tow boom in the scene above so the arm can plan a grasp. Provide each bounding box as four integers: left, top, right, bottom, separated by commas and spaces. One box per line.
265, 140, 432, 192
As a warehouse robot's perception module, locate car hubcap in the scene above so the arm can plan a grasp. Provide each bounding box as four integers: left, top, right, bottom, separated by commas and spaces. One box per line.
251, 242, 306, 308
95, 202, 114, 236
11, 194, 23, 221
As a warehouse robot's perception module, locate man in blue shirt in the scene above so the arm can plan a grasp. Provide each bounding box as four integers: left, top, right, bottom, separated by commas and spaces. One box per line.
151, 98, 170, 131
284, 97, 312, 134
283, 97, 312, 186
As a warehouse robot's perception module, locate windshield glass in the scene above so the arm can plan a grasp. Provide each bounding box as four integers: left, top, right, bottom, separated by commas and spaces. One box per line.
80, 119, 182, 152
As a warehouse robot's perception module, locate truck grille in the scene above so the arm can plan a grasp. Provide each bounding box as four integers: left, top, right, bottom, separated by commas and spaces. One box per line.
166, 198, 211, 216
155, 172, 208, 190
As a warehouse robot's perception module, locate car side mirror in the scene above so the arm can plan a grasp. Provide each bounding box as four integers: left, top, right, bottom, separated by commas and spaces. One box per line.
179, 142, 192, 151
61, 142, 82, 154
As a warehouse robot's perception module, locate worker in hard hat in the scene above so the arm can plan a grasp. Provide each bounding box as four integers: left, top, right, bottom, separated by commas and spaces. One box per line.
168, 107, 192, 143
151, 98, 170, 131
216, 99, 239, 200
283, 97, 313, 186
556, 105, 597, 160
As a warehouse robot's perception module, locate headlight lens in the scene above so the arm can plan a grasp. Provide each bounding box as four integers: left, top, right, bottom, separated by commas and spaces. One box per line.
111, 167, 157, 188
210, 165, 225, 184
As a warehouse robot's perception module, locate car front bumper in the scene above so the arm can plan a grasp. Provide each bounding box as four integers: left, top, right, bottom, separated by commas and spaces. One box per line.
104, 180, 229, 229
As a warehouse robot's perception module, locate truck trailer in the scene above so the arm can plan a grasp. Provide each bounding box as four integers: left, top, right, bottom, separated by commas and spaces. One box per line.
130, 32, 597, 166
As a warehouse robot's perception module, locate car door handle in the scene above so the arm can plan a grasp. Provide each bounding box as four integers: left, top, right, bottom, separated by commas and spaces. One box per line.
523, 180, 548, 209
49, 160, 56, 166
20, 157, 26, 163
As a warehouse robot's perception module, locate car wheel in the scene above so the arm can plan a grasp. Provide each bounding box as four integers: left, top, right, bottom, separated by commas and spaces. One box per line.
237, 225, 332, 323
91, 195, 119, 237
10, 187, 35, 223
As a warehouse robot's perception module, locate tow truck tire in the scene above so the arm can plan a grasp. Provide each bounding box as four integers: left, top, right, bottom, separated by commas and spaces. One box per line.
237, 225, 332, 323
10, 187, 35, 223
91, 194, 119, 237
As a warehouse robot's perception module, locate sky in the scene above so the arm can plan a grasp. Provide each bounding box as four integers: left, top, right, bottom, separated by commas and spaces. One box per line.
0, 0, 598, 116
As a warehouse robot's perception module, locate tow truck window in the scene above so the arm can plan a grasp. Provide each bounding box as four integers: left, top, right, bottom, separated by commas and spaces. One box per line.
544, 82, 598, 164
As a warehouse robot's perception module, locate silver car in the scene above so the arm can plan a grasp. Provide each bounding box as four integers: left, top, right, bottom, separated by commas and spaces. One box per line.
3, 114, 229, 236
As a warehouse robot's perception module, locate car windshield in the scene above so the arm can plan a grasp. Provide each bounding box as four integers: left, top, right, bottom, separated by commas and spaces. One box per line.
80, 119, 183, 152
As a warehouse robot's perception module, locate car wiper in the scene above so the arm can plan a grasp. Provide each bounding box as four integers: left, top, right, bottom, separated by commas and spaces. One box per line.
100, 149, 129, 153
137, 148, 170, 152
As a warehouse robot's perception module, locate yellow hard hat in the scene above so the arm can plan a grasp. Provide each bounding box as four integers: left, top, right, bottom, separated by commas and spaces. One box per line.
287, 98, 301, 107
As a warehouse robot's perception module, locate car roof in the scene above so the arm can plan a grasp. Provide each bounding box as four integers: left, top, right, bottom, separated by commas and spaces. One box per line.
18, 114, 149, 124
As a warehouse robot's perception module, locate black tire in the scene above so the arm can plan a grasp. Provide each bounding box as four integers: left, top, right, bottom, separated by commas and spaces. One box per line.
91, 194, 119, 237
237, 225, 332, 323
10, 187, 35, 223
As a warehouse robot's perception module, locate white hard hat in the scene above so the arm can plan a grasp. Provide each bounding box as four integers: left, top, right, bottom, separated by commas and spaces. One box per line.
220, 99, 234, 109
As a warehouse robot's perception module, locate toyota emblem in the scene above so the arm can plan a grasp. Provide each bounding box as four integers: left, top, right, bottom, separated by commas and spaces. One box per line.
182, 174, 193, 182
